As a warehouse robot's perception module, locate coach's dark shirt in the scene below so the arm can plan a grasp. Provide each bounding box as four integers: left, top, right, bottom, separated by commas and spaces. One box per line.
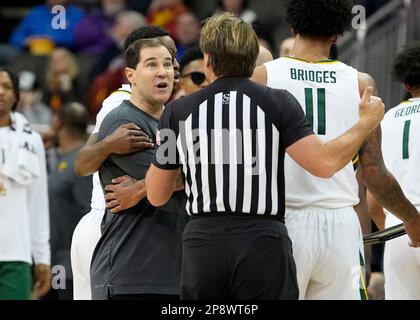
91, 100, 187, 299
153, 77, 313, 223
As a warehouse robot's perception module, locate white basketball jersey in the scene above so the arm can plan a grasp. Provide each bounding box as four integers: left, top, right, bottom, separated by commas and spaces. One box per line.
90, 84, 131, 211
264, 57, 360, 208
381, 98, 420, 216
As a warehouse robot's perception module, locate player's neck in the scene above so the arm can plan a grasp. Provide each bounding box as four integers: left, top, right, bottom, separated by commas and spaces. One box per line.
410, 88, 420, 99
290, 35, 332, 62
0, 113, 11, 127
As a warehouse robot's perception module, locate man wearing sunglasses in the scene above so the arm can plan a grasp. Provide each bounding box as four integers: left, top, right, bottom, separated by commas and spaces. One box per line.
179, 47, 209, 96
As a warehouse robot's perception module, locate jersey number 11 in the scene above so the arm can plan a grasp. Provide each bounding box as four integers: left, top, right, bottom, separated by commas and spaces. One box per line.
304, 88, 326, 135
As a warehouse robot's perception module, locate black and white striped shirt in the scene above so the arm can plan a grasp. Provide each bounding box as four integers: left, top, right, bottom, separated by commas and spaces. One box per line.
153, 77, 313, 222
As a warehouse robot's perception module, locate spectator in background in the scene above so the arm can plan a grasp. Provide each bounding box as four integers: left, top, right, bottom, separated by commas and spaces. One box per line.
147, 0, 188, 36
127, 0, 152, 15
17, 71, 53, 126
214, 0, 271, 44
89, 10, 146, 80
87, 11, 146, 118
10, 0, 85, 55
75, 0, 127, 55
215, 0, 257, 24
0, 67, 51, 300
175, 46, 208, 99
174, 11, 201, 61
45, 102, 92, 300
44, 48, 81, 111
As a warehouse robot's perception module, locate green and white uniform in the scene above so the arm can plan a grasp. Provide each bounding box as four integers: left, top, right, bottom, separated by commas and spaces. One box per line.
381, 98, 420, 300
264, 57, 366, 300
0, 113, 49, 299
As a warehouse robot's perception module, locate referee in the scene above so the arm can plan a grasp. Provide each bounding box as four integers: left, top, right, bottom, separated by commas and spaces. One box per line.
145, 12, 384, 299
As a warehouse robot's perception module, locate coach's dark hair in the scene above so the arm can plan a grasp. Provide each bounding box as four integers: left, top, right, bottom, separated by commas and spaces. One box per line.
125, 38, 173, 69
123, 25, 170, 52
200, 12, 259, 77
285, 0, 353, 39
179, 47, 204, 74
392, 44, 420, 89
0, 67, 19, 111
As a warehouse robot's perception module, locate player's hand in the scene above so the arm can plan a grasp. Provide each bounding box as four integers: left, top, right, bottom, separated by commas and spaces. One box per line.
32, 264, 51, 298
104, 176, 147, 213
359, 86, 384, 130
404, 213, 420, 248
105, 123, 154, 155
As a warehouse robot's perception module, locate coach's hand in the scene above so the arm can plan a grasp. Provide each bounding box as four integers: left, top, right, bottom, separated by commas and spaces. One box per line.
32, 264, 51, 298
404, 213, 420, 248
104, 123, 154, 155
105, 176, 147, 213
359, 86, 384, 130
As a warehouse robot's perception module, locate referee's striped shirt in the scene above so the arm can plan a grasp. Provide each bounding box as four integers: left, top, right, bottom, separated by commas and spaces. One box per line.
153, 77, 313, 222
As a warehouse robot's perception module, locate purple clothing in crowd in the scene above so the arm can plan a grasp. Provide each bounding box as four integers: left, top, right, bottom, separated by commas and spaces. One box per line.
74, 11, 115, 55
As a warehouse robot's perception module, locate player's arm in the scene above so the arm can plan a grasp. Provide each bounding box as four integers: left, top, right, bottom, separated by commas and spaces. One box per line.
359, 126, 420, 246
358, 126, 419, 231
354, 165, 372, 285
104, 175, 146, 213
287, 86, 384, 178
366, 190, 385, 230
105, 169, 184, 213
357, 75, 420, 246
74, 123, 154, 176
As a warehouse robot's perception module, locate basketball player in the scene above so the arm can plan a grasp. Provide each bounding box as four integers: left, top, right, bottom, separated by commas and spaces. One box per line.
252, 0, 420, 299
368, 45, 420, 299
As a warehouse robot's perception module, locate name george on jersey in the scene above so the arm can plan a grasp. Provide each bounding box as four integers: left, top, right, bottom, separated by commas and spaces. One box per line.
290, 68, 337, 84
394, 103, 420, 118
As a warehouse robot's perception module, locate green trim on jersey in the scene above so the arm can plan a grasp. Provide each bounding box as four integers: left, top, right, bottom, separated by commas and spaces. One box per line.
358, 251, 368, 300
110, 89, 131, 96
352, 153, 359, 171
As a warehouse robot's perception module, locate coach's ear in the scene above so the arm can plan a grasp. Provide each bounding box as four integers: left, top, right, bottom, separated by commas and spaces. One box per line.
125, 67, 136, 86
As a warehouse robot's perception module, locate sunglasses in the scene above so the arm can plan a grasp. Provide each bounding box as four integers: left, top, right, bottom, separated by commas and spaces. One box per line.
181, 72, 206, 85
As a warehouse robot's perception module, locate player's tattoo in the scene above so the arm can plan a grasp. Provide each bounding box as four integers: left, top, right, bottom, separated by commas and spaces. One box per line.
360, 127, 418, 222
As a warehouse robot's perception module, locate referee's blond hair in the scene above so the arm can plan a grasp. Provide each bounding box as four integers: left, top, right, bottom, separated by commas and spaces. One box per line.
200, 12, 259, 78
